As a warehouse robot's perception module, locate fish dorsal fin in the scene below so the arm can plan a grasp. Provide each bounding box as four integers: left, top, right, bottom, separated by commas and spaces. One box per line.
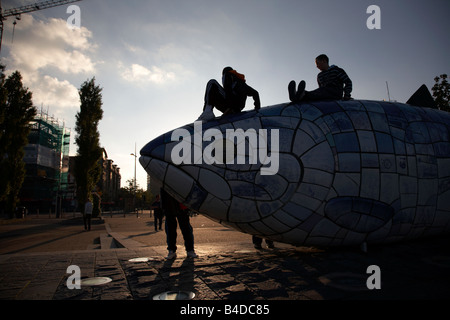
406, 84, 436, 109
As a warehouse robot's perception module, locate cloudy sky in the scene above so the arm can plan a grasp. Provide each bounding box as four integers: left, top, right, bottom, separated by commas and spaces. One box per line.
1, 0, 449, 190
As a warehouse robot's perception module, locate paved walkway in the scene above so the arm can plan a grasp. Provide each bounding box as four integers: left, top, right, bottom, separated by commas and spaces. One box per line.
0, 213, 449, 302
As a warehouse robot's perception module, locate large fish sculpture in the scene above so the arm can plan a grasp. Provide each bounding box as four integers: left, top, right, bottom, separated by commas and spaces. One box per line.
140, 99, 450, 246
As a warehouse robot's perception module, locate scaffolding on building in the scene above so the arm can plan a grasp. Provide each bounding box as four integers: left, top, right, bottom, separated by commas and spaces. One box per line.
21, 110, 71, 214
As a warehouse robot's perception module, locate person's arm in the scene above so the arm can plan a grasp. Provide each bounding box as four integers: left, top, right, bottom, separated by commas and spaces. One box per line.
247, 85, 261, 110
339, 69, 352, 100
222, 72, 233, 96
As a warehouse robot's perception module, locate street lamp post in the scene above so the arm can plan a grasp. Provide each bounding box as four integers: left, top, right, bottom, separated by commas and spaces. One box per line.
130, 143, 137, 216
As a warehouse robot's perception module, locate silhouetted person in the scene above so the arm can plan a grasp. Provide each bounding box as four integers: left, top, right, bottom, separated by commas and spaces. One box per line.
289, 54, 352, 102
84, 199, 93, 231
151, 194, 163, 231
160, 189, 197, 259
197, 66, 261, 121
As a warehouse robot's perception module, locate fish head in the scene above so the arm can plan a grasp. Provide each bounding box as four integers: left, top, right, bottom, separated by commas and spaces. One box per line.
140, 104, 309, 232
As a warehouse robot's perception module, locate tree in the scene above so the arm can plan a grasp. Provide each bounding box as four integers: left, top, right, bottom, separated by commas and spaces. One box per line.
0, 70, 36, 217
123, 178, 139, 195
432, 74, 449, 112
92, 192, 102, 217
119, 179, 150, 212
74, 78, 104, 215
0, 66, 9, 211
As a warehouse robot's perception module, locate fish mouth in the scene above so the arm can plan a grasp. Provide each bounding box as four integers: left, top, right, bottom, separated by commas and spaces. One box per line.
139, 154, 232, 222
139, 131, 233, 221
140, 155, 203, 204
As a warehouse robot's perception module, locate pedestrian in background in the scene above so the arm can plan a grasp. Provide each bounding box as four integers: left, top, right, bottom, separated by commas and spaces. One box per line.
151, 194, 164, 231
84, 198, 93, 231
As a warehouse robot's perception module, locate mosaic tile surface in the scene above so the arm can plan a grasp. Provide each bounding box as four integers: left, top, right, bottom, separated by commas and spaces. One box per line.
140, 100, 450, 246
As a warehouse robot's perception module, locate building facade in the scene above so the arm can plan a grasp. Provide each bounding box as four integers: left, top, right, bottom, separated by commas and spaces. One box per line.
20, 112, 70, 214
67, 149, 121, 212
98, 149, 121, 210
20, 112, 121, 214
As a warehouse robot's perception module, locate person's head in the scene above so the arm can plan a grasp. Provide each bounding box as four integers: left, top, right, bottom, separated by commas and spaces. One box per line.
315, 54, 329, 71
223, 66, 233, 75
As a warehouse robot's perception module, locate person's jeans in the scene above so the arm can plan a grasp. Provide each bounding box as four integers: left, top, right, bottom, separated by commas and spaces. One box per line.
304, 86, 342, 101
165, 211, 194, 252
83, 214, 91, 230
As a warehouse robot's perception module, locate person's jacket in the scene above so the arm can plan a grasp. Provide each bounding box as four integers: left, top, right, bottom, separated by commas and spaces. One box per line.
222, 70, 261, 112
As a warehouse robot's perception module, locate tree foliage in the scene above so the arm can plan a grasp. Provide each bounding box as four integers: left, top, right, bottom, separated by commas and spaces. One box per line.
0, 68, 36, 217
119, 179, 151, 211
74, 78, 104, 213
0, 65, 7, 163
432, 74, 449, 112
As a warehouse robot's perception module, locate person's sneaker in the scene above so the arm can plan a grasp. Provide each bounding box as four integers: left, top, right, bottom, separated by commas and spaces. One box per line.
288, 80, 297, 102
296, 80, 306, 101
166, 251, 177, 260
186, 251, 198, 258
196, 105, 215, 121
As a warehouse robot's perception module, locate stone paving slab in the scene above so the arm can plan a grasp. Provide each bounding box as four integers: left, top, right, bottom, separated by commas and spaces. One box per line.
1, 236, 449, 301
0, 214, 449, 303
